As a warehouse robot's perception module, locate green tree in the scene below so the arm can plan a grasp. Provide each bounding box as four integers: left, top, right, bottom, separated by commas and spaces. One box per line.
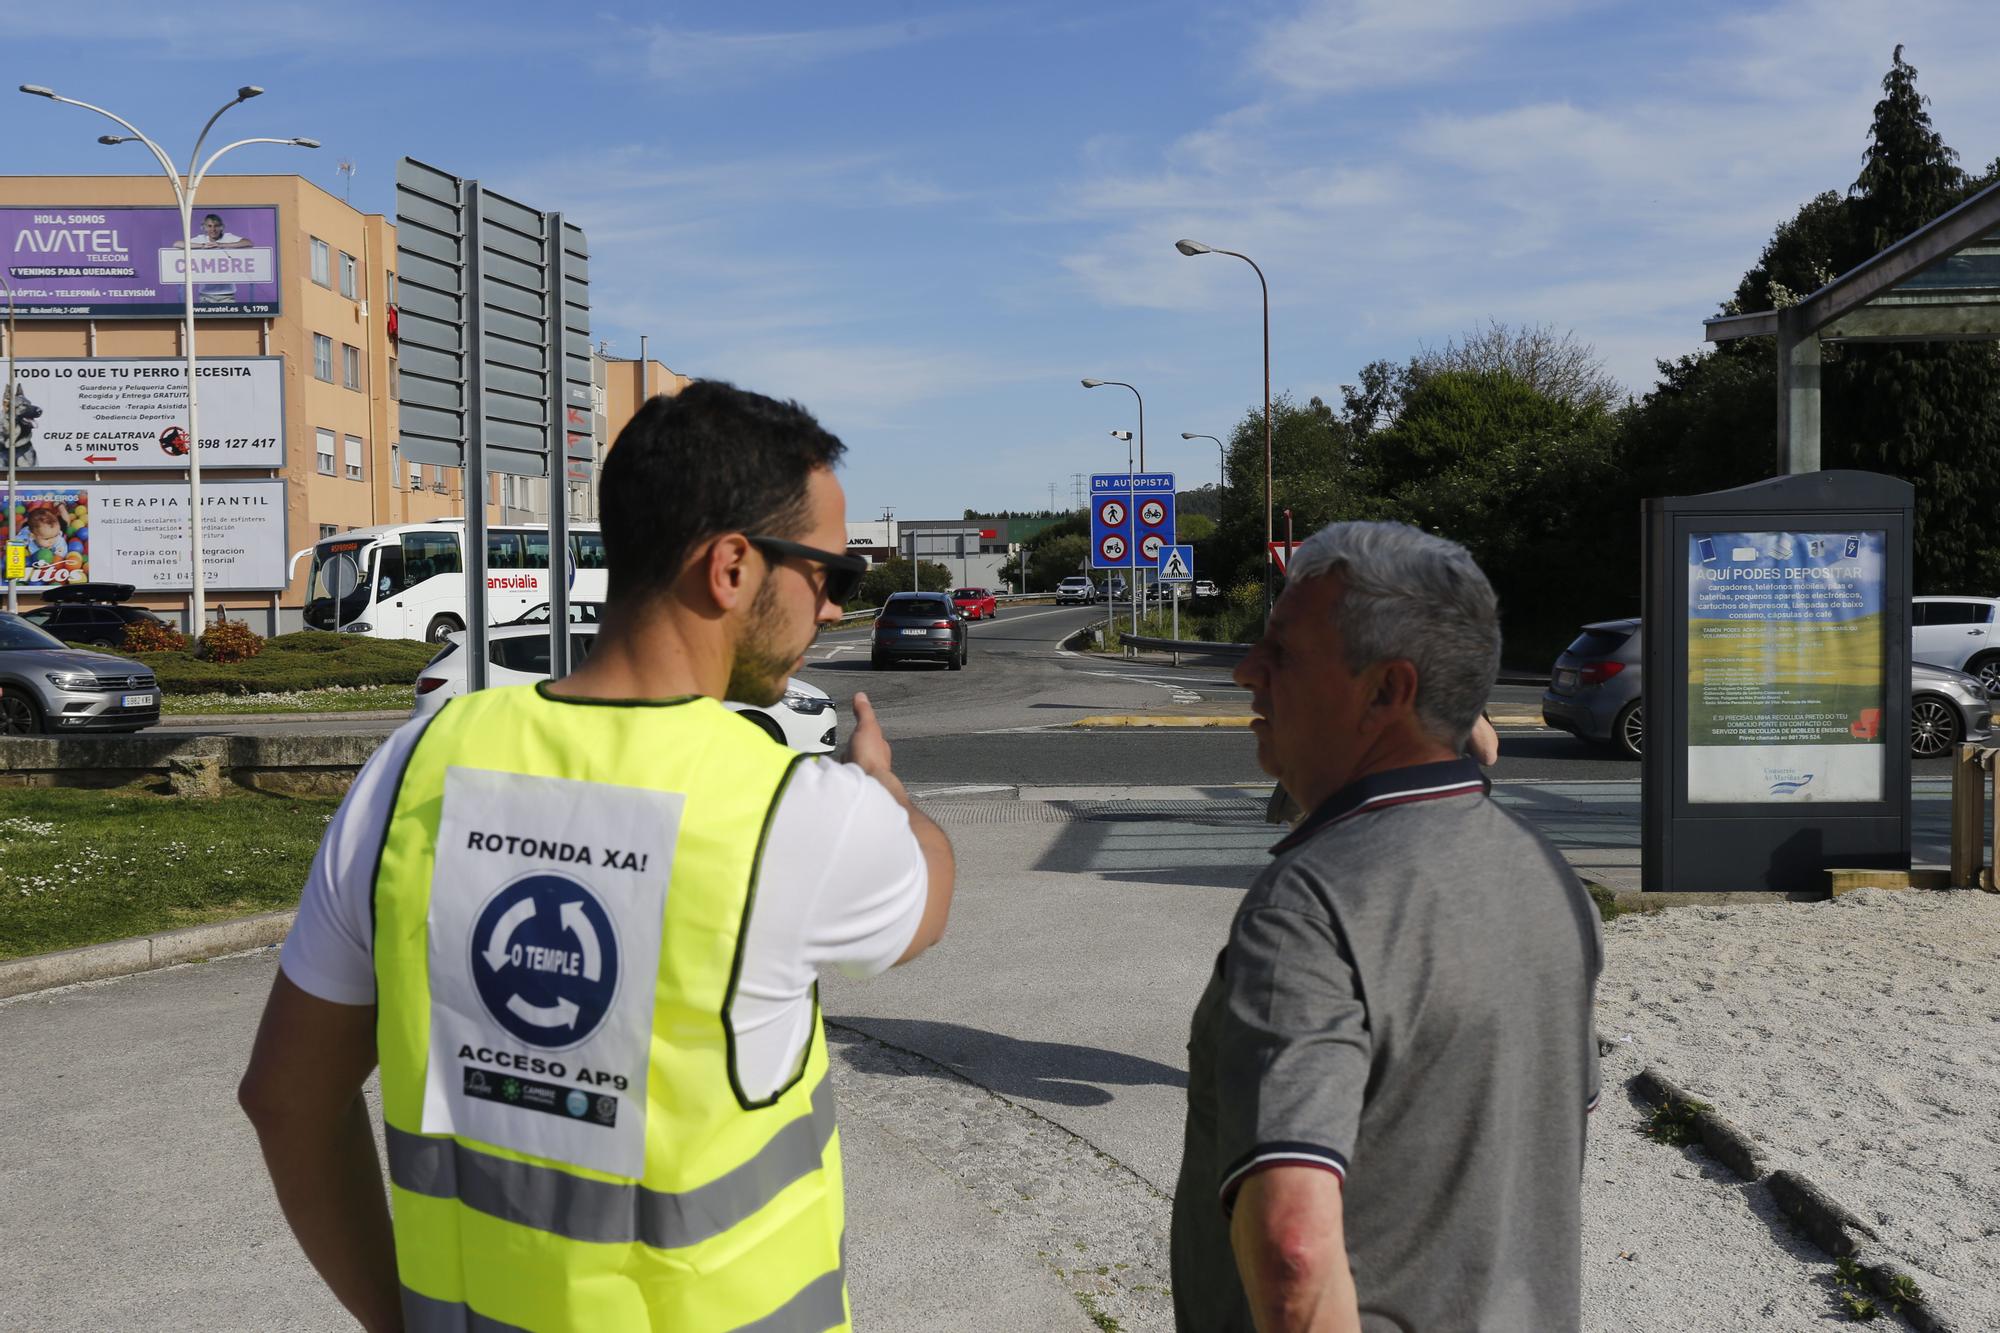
856, 557, 952, 607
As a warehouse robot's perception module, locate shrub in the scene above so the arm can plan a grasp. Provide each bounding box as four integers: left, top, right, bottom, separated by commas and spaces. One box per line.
89, 630, 442, 695
197, 617, 265, 664
120, 619, 188, 653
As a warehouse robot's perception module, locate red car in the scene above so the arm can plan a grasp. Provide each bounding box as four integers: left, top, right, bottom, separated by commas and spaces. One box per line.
951, 587, 998, 620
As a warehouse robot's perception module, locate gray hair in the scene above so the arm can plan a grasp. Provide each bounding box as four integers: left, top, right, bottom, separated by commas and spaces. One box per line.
1286, 521, 1501, 747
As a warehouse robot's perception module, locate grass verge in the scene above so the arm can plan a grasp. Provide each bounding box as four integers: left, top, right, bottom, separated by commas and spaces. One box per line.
161, 685, 416, 716
90, 631, 438, 696
0, 785, 333, 960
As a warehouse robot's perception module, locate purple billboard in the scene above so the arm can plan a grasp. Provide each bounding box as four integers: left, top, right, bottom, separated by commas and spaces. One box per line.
3, 205, 282, 318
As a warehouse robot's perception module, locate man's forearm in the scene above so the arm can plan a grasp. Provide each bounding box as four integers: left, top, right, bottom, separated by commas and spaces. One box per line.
1231, 1170, 1360, 1333
248, 1094, 403, 1331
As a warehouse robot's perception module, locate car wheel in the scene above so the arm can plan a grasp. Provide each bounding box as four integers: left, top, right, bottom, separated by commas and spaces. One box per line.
425, 615, 464, 644
1910, 694, 1961, 759
1968, 653, 2000, 695
1614, 701, 1643, 759
741, 710, 786, 746
948, 642, 964, 671
90, 637, 118, 649
0, 689, 44, 736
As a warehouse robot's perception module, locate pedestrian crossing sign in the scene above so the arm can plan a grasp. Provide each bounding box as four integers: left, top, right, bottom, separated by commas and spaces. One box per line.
1157, 545, 1193, 583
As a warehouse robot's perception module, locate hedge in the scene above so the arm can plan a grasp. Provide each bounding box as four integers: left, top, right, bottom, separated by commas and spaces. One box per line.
78, 630, 441, 695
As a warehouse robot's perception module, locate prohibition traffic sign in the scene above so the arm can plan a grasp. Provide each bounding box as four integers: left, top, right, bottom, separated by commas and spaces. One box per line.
1139, 499, 1166, 527
1098, 498, 1127, 527
1139, 533, 1165, 563
1099, 534, 1127, 563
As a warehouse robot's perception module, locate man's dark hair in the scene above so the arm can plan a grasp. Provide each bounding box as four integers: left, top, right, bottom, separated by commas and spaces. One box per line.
599, 380, 846, 604
203, 213, 224, 225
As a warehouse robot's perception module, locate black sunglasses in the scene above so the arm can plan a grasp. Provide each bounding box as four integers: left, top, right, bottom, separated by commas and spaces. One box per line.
746, 535, 869, 605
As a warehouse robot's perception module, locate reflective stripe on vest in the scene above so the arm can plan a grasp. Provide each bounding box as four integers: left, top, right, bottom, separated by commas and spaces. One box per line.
372, 685, 848, 1332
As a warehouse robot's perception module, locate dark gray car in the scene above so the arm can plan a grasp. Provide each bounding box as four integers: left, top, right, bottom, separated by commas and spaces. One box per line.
870, 592, 968, 670
1540, 618, 1991, 760
0, 613, 161, 735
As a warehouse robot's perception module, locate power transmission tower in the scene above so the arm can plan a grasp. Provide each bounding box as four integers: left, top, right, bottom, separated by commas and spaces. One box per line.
1071, 473, 1085, 508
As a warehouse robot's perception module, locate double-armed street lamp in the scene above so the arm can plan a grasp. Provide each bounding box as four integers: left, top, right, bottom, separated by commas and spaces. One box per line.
1175, 238, 1273, 618
18, 83, 317, 631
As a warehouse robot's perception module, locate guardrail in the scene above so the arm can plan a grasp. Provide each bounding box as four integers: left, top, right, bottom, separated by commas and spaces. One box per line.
1949, 743, 2000, 891
836, 593, 1057, 624
1118, 633, 1252, 666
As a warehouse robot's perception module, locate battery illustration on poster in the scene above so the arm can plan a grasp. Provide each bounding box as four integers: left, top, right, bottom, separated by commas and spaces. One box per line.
4, 488, 89, 586
1686, 530, 1887, 803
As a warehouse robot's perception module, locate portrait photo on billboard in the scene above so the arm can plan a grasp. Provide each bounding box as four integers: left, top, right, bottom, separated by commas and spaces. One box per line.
6, 487, 90, 587
2, 206, 281, 318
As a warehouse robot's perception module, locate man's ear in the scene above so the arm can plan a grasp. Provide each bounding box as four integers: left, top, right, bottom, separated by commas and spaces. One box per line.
699, 534, 758, 614
1367, 658, 1422, 724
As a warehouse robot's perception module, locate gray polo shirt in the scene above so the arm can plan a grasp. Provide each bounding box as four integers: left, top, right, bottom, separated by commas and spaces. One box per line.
1172, 759, 1602, 1332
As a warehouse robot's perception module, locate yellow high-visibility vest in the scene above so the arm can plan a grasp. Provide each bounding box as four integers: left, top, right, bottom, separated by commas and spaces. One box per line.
372, 684, 847, 1332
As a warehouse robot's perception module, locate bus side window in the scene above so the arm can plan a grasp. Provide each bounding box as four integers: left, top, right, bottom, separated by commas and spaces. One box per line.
521, 530, 553, 569
571, 532, 607, 569
488, 532, 524, 570
376, 544, 407, 598
403, 532, 462, 583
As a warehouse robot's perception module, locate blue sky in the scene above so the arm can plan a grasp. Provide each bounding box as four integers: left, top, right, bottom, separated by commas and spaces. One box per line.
9, 1, 1999, 518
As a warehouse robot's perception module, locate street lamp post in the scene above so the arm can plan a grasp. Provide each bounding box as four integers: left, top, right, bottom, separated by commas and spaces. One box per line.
19, 84, 317, 632
1180, 431, 1225, 495
1175, 239, 1273, 619
1081, 378, 1143, 468
2, 270, 17, 613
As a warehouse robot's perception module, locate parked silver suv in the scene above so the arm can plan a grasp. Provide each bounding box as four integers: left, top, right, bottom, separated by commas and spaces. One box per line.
0, 613, 161, 735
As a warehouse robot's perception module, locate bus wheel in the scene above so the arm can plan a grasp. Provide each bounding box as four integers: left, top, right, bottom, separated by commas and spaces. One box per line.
425, 615, 464, 644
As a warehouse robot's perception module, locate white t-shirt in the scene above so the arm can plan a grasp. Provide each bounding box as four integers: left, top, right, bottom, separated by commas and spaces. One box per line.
280, 720, 927, 1102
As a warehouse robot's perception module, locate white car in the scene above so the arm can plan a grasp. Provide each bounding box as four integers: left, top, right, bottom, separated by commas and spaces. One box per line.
1193, 579, 1220, 599
409, 623, 838, 752
1913, 596, 2000, 693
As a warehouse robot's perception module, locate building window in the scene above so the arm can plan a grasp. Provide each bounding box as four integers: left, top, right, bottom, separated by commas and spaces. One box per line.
316, 429, 336, 476
386, 270, 397, 303
388, 356, 399, 400
408, 462, 422, 491
313, 334, 333, 381
310, 237, 331, 287
344, 435, 364, 482
338, 251, 358, 299
342, 343, 361, 390
319, 524, 338, 540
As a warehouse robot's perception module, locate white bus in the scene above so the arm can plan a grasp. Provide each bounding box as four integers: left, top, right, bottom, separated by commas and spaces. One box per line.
295, 519, 607, 642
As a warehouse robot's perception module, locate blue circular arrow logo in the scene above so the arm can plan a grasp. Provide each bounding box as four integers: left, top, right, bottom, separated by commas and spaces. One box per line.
469, 875, 621, 1050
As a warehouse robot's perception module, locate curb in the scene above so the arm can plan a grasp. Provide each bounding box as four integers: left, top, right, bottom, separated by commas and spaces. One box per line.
162, 709, 409, 726
0, 910, 294, 1000
1071, 715, 1252, 729
1630, 1065, 1952, 1331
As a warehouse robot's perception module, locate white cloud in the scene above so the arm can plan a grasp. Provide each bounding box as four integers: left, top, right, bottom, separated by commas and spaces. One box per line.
1248, 0, 1591, 96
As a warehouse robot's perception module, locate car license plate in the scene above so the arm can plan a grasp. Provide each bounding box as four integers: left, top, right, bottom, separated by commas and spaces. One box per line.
1552, 670, 1577, 692
123, 693, 155, 708
902, 628, 928, 636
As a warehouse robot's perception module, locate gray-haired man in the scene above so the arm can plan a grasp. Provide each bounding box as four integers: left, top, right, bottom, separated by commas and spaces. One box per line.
1172, 520, 1601, 1332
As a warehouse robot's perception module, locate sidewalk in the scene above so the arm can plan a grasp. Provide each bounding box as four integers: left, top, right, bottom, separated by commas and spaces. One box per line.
0, 789, 1943, 1330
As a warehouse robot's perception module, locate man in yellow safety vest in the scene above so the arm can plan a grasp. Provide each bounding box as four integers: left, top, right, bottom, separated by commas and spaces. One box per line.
240, 380, 956, 1331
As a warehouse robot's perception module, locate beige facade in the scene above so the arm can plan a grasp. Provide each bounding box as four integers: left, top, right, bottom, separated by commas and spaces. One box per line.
0, 174, 687, 631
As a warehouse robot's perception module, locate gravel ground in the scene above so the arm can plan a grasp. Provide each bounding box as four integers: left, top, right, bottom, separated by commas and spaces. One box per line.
1596, 889, 2000, 1332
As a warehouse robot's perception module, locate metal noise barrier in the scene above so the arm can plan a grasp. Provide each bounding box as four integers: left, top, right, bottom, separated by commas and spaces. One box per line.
1949, 743, 2000, 891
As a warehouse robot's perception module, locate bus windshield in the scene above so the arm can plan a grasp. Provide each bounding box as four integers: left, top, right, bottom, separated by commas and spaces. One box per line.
304, 539, 374, 630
